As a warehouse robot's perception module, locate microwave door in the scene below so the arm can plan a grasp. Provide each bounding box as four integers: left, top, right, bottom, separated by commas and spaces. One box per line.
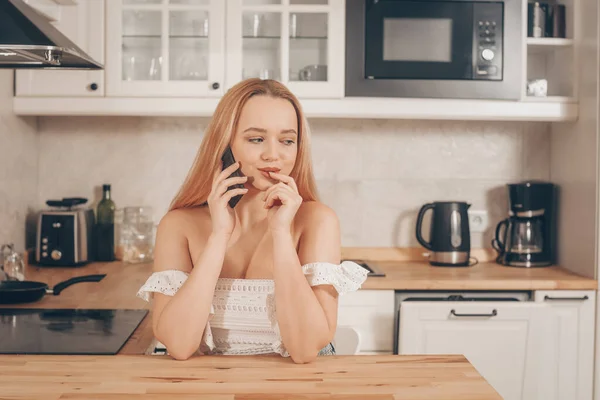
365, 1, 474, 80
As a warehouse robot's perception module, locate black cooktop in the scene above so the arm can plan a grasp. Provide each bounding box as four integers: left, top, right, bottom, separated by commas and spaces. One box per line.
0, 308, 148, 355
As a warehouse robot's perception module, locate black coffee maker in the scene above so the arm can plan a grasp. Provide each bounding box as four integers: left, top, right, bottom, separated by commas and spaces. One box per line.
416, 201, 472, 267
493, 181, 556, 267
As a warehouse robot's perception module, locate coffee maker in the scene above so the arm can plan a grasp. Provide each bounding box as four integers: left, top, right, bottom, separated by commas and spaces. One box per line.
492, 181, 556, 267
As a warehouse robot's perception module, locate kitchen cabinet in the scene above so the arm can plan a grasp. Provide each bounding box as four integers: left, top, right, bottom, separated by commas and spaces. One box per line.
105, 0, 225, 97
398, 290, 596, 400
532, 291, 595, 400
103, 0, 343, 98
11, 0, 581, 120
399, 300, 543, 400
15, 0, 105, 97
336, 290, 394, 355
225, 0, 345, 98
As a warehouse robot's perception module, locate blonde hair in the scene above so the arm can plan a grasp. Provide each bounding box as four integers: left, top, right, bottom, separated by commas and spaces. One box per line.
169, 78, 319, 211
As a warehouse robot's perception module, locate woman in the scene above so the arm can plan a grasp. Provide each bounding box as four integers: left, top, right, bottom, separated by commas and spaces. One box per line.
137, 78, 368, 363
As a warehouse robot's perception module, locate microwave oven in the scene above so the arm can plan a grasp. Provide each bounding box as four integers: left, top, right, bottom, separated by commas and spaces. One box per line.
345, 0, 523, 100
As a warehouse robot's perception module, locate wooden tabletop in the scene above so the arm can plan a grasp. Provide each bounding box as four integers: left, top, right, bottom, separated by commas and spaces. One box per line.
0, 354, 502, 399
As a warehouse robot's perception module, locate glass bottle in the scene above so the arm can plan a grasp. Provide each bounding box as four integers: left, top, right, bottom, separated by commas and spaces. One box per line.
96, 184, 116, 261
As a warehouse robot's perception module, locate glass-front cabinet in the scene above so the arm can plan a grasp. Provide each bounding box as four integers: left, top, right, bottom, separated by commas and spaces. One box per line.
226, 0, 345, 98
106, 0, 225, 97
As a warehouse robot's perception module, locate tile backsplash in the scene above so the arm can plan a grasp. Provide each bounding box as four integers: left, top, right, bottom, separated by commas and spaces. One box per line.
35, 116, 550, 249
0, 71, 38, 252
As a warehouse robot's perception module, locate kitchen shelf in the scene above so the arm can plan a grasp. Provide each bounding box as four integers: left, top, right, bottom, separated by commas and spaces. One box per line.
522, 95, 577, 103
527, 38, 574, 46
527, 38, 574, 54
13, 97, 578, 121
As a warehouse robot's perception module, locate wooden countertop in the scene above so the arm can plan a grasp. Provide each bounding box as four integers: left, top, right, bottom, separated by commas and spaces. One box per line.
360, 260, 598, 290
2, 261, 155, 355
344, 247, 598, 291
0, 354, 501, 399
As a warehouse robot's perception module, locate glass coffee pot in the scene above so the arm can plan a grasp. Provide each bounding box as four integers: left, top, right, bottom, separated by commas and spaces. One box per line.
493, 217, 545, 265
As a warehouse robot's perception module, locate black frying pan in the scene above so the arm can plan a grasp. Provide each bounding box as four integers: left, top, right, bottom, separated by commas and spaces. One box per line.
0, 274, 106, 304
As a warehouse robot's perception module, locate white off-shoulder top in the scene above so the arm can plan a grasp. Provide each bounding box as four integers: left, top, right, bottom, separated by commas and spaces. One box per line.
136, 261, 368, 357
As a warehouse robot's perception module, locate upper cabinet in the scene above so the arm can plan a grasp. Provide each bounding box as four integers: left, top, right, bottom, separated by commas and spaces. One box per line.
11, 0, 580, 121
105, 0, 225, 97
15, 0, 105, 97
225, 0, 345, 98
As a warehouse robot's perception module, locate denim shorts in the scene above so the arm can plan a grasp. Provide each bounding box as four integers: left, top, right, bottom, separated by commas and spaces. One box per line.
318, 342, 336, 356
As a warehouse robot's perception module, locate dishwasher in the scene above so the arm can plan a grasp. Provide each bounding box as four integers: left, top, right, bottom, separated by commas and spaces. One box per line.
394, 290, 537, 400
393, 291, 531, 355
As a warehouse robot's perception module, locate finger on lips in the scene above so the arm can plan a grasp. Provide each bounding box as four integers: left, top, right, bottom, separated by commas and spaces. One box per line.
267, 172, 299, 192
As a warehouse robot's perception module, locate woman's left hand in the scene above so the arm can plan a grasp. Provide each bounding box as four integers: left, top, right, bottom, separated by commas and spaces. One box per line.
263, 172, 303, 234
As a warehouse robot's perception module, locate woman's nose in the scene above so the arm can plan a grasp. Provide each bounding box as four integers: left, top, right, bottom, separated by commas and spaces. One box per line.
261, 141, 279, 161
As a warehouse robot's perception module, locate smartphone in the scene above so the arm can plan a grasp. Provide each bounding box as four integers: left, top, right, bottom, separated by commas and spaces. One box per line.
221, 146, 245, 208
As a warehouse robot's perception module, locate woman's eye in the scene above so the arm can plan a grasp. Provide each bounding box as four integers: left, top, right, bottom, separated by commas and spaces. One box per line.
283, 140, 295, 146
249, 138, 263, 143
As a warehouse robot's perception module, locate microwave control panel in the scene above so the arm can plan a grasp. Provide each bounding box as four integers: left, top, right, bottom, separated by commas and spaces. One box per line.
472, 3, 503, 80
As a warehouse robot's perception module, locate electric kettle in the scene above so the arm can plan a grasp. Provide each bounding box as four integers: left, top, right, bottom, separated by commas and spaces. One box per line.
415, 201, 472, 267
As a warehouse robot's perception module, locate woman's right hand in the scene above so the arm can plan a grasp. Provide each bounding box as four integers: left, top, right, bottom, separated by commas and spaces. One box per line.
207, 161, 248, 236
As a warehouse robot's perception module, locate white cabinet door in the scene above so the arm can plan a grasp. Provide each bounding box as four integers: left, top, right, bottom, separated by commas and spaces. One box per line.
337, 290, 394, 353
226, 0, 345, 98
399, 301, 546, 400
15, 0, 105, 97
106, 0, 225, 97
532, 291, 595, 400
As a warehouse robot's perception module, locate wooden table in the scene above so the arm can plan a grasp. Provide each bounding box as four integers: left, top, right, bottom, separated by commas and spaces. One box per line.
0, 354, 502, 399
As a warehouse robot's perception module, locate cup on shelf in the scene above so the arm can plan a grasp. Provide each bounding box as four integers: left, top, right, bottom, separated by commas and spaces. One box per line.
299, 64, 327, 81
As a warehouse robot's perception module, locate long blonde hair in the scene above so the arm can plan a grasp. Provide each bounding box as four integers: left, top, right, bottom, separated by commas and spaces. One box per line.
169, 78, 319, 211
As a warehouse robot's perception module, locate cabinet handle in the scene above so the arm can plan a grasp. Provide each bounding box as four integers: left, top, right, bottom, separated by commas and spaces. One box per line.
450, 309, 497, 317
544, 295, 589, 301
89, 83, 98, 91
212, 82, 220, 90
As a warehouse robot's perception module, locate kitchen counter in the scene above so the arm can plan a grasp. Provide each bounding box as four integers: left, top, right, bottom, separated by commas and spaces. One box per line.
0, 354, 501, 399
344, 248, 598, 291
360, 260, 598, 290
2, 261, 154, 355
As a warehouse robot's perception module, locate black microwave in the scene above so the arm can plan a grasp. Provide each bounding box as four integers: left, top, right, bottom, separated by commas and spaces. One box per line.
345, 0, 522, 100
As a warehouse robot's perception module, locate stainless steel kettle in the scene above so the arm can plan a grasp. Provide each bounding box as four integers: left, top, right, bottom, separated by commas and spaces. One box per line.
415, 201, 472, 267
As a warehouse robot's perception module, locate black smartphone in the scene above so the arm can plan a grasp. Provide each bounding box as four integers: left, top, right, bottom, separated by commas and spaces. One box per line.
221, 146, 245, 208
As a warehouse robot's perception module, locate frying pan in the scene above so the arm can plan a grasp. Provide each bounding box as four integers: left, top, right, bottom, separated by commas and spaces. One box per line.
0, 274, 106, 304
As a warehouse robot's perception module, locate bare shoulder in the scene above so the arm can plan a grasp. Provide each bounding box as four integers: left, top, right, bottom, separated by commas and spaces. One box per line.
296, 201, 341, 264
296, 201, 340, 233
158, 206, 211, 234
153, 207, 212, 273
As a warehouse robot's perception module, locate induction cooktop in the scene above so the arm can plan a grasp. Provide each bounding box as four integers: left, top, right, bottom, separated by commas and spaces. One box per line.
0, 308, 149, 355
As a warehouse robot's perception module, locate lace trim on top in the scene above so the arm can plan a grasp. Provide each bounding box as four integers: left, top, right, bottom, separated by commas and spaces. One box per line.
135, 261, 368, 357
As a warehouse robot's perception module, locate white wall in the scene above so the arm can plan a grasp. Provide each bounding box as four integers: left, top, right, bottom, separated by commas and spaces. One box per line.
0, 71, 38, 252
550, 0, 599, 279
36, 116, 550, 248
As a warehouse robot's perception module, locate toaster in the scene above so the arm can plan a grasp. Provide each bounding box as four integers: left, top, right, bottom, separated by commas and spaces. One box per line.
36, 198, 95, 266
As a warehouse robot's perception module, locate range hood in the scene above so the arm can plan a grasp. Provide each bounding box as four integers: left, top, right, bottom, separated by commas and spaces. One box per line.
0, 0, 102, 69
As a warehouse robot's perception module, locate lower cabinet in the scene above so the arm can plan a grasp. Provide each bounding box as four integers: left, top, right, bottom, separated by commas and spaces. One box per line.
398, 291, 595, 400
335, 290, 395, 355
531, 291, 595, 400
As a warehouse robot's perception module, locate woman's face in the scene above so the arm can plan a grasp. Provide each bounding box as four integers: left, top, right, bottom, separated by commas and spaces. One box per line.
231, 95, 299, 191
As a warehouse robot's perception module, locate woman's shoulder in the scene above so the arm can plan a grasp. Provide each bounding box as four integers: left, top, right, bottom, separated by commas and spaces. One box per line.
296, 201, 339, 231
157, 206, 211, 236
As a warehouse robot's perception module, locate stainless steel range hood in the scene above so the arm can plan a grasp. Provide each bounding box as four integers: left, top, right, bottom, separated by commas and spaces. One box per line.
0, 0, 102, 69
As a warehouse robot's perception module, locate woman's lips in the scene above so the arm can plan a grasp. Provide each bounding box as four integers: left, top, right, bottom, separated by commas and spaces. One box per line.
258, 168, 280, 179
260, 171, 274, 179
